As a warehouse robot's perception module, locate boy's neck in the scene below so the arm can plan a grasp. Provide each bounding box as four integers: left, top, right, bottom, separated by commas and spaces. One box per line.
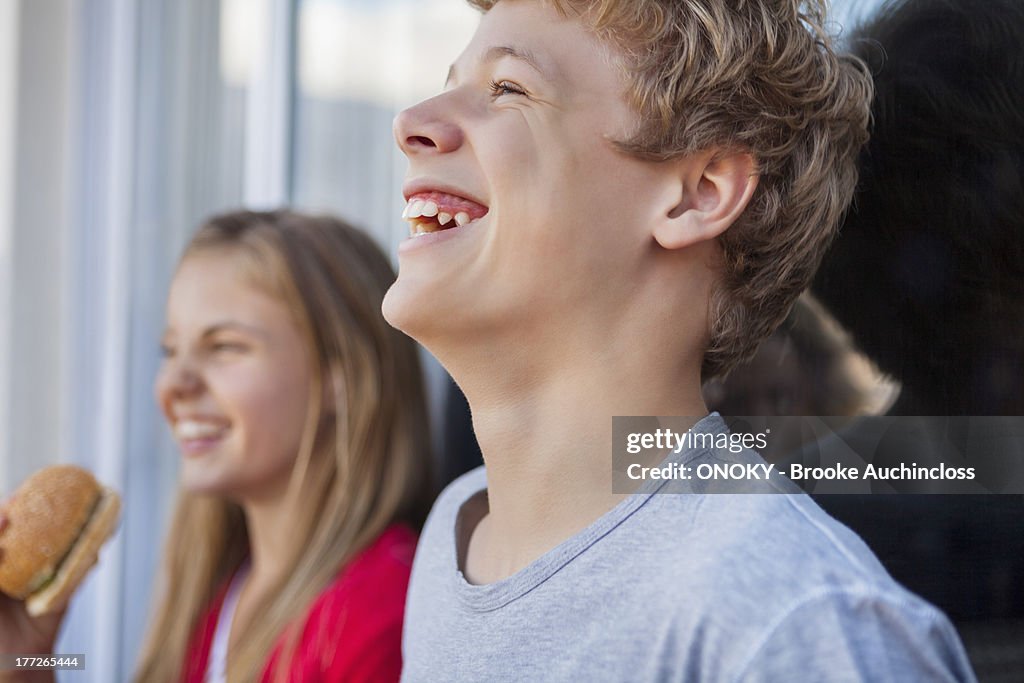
457, 349, 707, 584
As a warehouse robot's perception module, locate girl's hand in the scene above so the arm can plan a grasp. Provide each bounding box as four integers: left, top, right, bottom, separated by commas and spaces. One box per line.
0, 513, 66, 654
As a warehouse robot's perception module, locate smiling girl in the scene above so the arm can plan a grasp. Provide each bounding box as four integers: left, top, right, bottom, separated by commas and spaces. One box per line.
1, 209, 434, 682
132, 209, 433, 682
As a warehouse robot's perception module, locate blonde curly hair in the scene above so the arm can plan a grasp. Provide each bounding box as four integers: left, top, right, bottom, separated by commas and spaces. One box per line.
468, 0, 873, 379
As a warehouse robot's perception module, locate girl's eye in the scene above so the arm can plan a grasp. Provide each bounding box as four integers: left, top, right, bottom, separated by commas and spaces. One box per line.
211, 342, 246, 354
489, 79, 527, 98
159, 344, 175, 358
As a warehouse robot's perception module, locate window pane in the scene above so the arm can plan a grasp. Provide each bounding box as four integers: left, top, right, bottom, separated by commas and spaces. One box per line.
292, 0, 479, 250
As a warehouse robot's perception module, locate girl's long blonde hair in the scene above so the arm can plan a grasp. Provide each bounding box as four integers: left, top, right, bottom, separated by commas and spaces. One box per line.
135, 210, 433, 682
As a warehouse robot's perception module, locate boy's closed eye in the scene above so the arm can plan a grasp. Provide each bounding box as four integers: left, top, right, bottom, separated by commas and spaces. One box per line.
489, 79, 528, 98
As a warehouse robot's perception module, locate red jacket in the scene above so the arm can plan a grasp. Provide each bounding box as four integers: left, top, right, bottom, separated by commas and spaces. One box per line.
182, 525, 416, 682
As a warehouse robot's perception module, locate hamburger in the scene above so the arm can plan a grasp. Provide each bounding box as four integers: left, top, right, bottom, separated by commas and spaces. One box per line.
0, 465, 121, 616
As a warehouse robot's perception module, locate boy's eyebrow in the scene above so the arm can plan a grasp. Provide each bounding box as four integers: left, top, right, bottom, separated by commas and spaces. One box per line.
445, 44, 557, 87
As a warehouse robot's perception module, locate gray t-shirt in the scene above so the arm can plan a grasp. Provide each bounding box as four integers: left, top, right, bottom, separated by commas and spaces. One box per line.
402, 415, 976, 682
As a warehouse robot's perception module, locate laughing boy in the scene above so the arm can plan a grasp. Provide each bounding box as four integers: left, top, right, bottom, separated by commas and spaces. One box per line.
383, 0, 976, 680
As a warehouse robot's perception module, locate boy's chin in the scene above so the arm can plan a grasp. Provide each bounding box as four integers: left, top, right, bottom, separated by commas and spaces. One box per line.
382, 279, 489, 351
381, 279, 449, 344
381, 279, 420, 335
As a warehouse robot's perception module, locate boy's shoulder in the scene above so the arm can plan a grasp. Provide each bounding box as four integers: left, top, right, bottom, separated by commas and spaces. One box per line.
638, 487, 909, 603
625, 489, 976, 675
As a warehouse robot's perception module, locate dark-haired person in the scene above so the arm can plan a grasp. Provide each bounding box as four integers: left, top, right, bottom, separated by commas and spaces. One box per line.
815, 0, 1024, 417
384, 0, 976, 680
812, 0, 1024, 674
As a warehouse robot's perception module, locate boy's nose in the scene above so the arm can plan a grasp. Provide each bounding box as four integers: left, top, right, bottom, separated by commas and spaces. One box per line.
393, 97, 464, 156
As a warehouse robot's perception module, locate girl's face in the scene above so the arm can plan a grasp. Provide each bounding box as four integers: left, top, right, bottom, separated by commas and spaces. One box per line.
155, 251, 315, 502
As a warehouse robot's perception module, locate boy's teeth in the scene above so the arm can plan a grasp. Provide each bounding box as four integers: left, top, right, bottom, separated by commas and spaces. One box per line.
402, 199, 479, 229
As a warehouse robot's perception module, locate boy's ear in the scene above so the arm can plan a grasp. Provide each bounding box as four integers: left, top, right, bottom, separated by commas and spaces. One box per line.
654, 150, 758, 250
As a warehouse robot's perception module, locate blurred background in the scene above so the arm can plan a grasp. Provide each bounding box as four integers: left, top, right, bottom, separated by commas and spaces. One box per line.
7, 0, 1021, 681
1, 0, 481, 678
